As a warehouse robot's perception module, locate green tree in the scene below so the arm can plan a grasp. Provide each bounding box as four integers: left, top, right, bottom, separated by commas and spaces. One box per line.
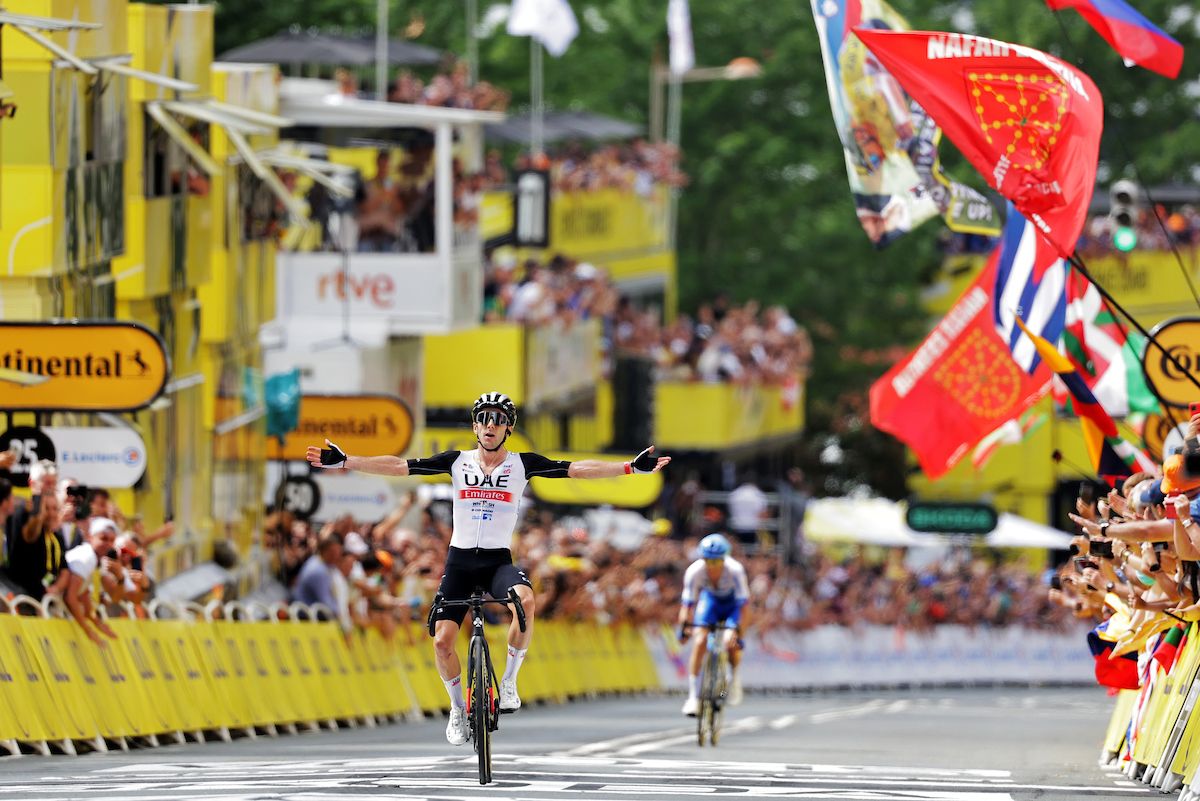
205, 0, 1199, 498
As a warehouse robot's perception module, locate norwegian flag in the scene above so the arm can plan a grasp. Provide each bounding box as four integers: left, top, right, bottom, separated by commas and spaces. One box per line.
993, 205, 1069, 374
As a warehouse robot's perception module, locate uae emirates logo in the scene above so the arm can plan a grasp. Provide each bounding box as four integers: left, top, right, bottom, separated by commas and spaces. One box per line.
932, 328, 1022, 419
969, 69, 1068, 177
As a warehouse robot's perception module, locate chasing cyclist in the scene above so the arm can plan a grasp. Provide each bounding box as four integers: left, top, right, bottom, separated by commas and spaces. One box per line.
306, 391, 670, 746
677, 533, 748, 716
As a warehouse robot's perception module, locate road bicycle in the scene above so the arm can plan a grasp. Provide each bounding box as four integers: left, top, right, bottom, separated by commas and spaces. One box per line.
682, 621, 739, 746
428, 587, 526, 785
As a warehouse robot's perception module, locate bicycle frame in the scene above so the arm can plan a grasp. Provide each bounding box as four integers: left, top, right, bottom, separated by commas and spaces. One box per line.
686, 622, 737, 747
428, 587, 526, 785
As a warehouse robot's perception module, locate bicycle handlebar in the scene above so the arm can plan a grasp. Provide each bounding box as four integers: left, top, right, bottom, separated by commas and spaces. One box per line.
678, 620, 740, 641
426, 588, 527, 637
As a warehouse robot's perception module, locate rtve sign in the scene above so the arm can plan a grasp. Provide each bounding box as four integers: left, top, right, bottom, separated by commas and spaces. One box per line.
1143, 316, 1200, 409
0, 322, 169, 412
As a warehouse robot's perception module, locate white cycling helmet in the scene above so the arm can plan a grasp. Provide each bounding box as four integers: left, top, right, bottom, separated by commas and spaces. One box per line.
472, 391, 517, 425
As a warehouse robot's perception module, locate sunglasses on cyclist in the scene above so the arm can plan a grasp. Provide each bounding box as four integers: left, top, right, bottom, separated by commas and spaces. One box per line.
474, 410, 511, 427
704, 557, 725, 565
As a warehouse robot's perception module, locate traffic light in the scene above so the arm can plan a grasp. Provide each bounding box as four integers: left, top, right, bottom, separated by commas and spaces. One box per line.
1109, 179, 1139, 252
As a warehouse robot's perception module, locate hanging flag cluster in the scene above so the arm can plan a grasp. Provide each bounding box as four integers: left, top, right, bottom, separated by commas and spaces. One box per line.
810, 0, 1000, 248
992, 203, 1070, 374
1045, 0, 1184, 79
1014, 315, 1157, 483
853, 28, 1105, 259
1060, 269, 1159, 417
869, 254, 1050, 479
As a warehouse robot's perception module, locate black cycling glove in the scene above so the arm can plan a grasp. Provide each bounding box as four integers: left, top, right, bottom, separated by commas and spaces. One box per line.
317, 439, 347, 469
631, 446, 659, 474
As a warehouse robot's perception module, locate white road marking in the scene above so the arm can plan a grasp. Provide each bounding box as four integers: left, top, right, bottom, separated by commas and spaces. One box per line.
811, 698, 889, 723
615, 717, 766, 755
769, 713, 799, 729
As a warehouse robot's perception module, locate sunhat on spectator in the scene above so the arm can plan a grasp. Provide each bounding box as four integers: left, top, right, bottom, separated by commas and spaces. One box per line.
344, 531, 369, 556
89, 517, 119, 537
1161, 454, 1200, 495
574, 262, 599, 280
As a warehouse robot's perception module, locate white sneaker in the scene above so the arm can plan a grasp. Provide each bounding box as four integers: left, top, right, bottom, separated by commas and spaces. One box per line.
499, 678, 521, 712
446, 706, 468, 746
681, 696, 699, 717
729, 674, 744, 706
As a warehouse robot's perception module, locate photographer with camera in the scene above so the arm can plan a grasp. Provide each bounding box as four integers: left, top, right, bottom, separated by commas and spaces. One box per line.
57, 479, 88, 549
1, 490, 69, 603
4, 459, 58, 564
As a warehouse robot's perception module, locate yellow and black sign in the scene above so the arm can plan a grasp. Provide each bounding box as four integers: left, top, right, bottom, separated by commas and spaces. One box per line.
1143, 317, 1200, 409
0, 321, 169, 412
267, 394, 414, 460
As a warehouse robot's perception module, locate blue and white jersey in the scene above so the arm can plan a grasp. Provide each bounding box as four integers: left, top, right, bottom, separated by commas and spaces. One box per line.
681, 556, 749, 605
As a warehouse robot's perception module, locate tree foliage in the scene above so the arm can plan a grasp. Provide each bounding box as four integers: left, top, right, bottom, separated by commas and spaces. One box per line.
204, 0, 1200, 497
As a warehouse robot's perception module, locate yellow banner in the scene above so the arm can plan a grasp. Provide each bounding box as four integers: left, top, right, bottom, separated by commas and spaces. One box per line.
526, 319, 600, 410
529, 451, 663, 508
654, 379, 804, 451
0, 321, 168, 411
480, 187, 669, 258
267, 394, 415, 460
424, 324, 525, 407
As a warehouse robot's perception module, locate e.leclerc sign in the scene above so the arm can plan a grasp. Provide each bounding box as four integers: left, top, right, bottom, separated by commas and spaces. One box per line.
0, 321, 169, 412
906, 501, 998, 535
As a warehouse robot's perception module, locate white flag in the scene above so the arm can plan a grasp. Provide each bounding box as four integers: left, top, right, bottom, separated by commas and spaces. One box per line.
508, 0, 579, 58
667, 0, 694, 76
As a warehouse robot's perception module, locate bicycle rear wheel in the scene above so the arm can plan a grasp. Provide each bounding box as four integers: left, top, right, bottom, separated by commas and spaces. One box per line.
471, 637, 492, 784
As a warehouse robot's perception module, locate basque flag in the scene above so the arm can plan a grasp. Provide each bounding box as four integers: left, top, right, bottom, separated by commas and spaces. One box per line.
1046, 0, 1183, 79
993, 205, 1069, 375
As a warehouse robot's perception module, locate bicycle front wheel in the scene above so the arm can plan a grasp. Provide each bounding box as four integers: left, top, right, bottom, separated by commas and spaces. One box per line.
698, 651, 720, 746
472, 637, 492, 784
710, 652, 728, 746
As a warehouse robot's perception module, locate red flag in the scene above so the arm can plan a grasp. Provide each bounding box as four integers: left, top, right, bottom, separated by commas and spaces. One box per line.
869, 255, 1051, 479
853, 29, 1104, 259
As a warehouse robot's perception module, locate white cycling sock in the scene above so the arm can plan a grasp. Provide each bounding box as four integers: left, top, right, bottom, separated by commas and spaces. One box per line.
443, 675, 465, 709
688, 674, 701, 698
502, 646, 528, 683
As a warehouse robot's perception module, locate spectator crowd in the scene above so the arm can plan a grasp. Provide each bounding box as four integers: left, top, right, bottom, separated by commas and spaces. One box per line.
0, 453, 174, 643
270, 474, 1073, 648
1049, 411, 1200, 688
484, 250, 813, 387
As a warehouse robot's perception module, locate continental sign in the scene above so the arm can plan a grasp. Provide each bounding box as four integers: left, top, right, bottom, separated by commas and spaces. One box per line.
266, 394, 414, 461
0, 322, 169, 412
1143, 317, 1200, 409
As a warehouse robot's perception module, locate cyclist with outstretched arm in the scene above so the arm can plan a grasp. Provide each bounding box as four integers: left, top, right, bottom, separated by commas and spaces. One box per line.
677, 533, 749, 716
306, 391, 670, 745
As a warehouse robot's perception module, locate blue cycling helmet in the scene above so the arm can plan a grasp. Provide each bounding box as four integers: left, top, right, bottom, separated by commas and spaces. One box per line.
699, 533, 731, 560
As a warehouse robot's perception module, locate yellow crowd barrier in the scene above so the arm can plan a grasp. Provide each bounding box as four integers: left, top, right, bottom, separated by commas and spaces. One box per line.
0, 597, 660, 755
1099, 621, 1200, 795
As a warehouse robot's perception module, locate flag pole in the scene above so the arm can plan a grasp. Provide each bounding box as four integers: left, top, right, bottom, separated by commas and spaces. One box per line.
465, 0, 478, 86
530, 37, 544, 157
375, 0, 388, 101
1067, 253, 1200, 398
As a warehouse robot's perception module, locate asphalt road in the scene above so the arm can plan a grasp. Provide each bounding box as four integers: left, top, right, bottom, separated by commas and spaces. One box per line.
0, 686, 1158, 800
